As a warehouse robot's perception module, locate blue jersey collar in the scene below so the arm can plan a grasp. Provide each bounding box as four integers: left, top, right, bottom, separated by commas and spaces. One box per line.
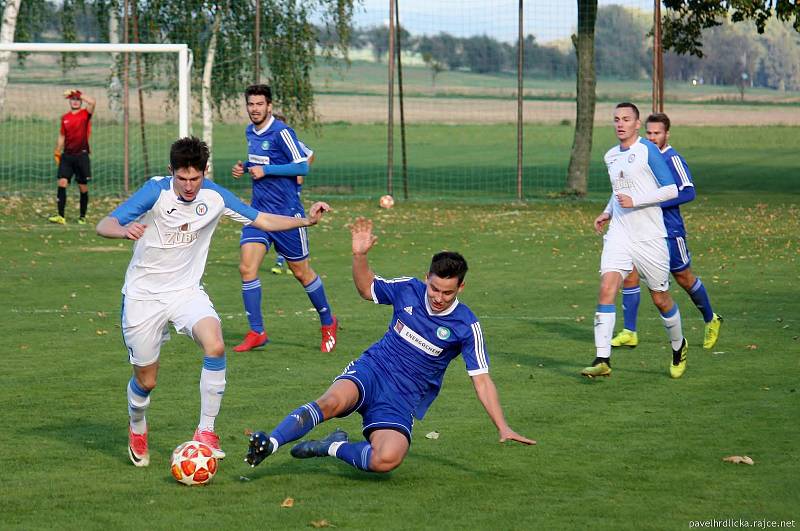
253, 115, 275, 136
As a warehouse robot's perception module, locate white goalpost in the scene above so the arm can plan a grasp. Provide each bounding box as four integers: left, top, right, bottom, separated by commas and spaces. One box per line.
0, 42, 192, 196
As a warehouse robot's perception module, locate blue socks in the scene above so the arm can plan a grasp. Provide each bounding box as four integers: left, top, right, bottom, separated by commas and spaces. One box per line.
689, 278, 714, 322
270, 402, 324, 447
242, 278, 263, 333
304, 275, 333, 326
332, 441, 373, 472
621, 286, 640, 331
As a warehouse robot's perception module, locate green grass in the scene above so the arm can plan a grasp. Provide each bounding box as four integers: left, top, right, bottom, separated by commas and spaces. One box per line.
3, 121, 798, 199
1, 191, 798, 529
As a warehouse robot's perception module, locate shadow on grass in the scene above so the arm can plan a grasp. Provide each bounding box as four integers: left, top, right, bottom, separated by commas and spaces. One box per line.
23, 419, 132, 466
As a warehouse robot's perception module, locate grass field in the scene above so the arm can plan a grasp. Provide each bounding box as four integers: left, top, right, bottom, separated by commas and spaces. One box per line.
1, 189, 798, 529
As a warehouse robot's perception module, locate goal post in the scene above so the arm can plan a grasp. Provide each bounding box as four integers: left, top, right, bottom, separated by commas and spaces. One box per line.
0, 42, 191, 196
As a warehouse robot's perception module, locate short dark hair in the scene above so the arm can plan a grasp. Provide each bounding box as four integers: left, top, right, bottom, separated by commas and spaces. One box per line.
170, 136, 209, 172
429, 251, 469, 284
645, 112, 671, 132
245, 84, 272, 103
615, 102, 640, 120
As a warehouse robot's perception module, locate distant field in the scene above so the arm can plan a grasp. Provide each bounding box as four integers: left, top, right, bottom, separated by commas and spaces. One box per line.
2, 119, 797, 199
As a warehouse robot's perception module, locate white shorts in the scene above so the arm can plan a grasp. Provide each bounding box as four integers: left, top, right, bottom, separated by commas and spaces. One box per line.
121, 287, 219, 366
600, 234, 670, 292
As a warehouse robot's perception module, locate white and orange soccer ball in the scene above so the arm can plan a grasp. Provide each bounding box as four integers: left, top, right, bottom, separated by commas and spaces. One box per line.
170, 440, 218, 486
379, 194, 395, 209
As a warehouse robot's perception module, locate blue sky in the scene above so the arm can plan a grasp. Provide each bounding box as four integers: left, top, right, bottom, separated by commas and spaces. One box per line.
351, 0, 654, 43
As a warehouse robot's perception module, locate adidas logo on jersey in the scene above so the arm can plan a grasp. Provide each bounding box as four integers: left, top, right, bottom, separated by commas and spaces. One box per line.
404, 306, 413, 315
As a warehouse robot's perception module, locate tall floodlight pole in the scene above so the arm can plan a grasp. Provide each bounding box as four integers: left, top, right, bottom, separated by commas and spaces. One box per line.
516, 0, 524, 200
395, 0, 408, 200
653, 0, 664, 113
386, 0, 395, 196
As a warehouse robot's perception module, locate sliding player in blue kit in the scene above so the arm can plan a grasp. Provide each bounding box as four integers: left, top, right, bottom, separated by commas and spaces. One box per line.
245, 217, 535, 473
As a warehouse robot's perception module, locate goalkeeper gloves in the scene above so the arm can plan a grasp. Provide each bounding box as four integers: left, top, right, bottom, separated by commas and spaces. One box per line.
54, 150, 61, 165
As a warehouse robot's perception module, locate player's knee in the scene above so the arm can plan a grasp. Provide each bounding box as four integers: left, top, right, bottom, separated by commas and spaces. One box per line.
369, 448, 404, 473
203, 340, 225, 358
135, 374, 157, 391
239, 262, 258, 278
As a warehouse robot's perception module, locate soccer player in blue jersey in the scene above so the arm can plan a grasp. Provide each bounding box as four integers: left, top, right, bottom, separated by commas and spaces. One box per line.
270, 113, 315, 276
583, 102, 688, 379
96, 137, 330, 467
610, 113, 722, 351
245, 217, 535, 473
231, 85, 337, 353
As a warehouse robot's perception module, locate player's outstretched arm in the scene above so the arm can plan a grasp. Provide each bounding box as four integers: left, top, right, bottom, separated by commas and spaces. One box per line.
471, 373, 536, 445
252, 201, 330, 232
351, 217, 378, 300
96, 216, 147, 240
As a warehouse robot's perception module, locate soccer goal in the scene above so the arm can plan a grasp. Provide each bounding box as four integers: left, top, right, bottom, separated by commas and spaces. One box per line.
0, 42, 190, 196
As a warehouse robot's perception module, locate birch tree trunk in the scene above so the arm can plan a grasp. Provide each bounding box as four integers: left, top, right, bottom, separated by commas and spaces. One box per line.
565, 0, 598, 196
108, 3, 123, 123
0, 0, 22, 120
202, 7, 223, 179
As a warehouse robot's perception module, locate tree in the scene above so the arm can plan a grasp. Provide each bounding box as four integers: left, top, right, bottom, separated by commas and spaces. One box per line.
662, 0, 800, 57
594, 5, 650, 78
0, 0, 22, 119
421, 51, 445, 87
565, 0, 597, 196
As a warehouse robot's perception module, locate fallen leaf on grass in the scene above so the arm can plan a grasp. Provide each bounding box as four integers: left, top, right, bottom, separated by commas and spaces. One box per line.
310, 520, 334, 528
425, 431, 440, 440
722, 455, 754, 465
281, 497, 295, 508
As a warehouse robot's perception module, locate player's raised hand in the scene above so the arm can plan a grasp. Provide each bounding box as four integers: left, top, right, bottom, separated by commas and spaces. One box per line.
350, 217, 378, 255
594, 212, 610, 235
499, 427, 536, 446
231, 161, 245, 179
125, 222, 147, 241
307, 202, 331, 225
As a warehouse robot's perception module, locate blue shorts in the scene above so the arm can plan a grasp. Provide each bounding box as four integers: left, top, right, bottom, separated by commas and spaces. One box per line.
334, 357, 414, 443
668, 236, 691, 273
240, 217, 309, 261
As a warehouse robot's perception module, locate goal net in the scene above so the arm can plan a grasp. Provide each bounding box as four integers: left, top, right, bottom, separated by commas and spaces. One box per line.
0, 43, 190, 196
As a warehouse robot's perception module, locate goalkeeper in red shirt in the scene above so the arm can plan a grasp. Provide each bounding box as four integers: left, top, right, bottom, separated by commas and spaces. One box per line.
49, 89, 96, 225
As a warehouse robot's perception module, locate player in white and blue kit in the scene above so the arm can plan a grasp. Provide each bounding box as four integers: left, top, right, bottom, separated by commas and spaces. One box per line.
583, 103, 688, 379
245, 217, 535, 473
611, 113, 722, 351
231, 85, 337, 354
96, 137, 329, 467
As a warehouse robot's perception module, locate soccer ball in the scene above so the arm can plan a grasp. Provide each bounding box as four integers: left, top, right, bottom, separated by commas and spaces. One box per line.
170, 440, 218, 486
379, 194, 395, 209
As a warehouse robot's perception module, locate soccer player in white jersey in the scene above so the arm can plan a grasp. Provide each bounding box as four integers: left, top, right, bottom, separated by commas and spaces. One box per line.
610, 113, 722, 351
582, 102, 689, 379
96, 137, 330, 467
245, 217, 535, 473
